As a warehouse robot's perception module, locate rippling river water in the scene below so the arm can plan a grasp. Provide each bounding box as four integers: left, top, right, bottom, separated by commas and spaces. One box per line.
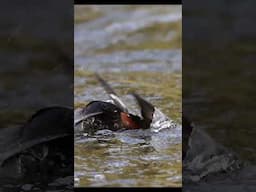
74, 5, 182, 187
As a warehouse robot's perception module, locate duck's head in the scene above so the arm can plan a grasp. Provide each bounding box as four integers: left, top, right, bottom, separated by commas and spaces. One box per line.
120, 112, 142, 129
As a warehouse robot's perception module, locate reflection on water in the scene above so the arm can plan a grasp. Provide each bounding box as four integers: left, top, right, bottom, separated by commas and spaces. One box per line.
74, 5, 182, 187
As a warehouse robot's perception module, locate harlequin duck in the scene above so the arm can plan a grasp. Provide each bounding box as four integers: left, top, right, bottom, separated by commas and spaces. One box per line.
75, 74, 155, 134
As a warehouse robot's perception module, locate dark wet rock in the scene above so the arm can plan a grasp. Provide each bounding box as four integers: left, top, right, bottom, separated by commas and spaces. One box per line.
183, 165, 256, 192
48, 176, 74, 187
182, 124, 256, 192
0, 106, 73, 190
184, 127, 243, 181
21, 184, 33, 191
0, 107, 73, 167
182, 115, 193, 159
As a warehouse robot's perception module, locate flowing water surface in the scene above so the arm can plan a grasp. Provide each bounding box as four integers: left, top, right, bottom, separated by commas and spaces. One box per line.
74, 5, 182, 187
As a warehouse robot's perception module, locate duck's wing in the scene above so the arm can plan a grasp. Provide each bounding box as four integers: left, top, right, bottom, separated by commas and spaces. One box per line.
74, 112, 103, 126
131, 93, 155, 129
95, 73, 129, 113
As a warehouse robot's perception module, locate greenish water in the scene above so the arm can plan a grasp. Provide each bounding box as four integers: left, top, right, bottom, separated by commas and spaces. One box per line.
74, 5, 182, 187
